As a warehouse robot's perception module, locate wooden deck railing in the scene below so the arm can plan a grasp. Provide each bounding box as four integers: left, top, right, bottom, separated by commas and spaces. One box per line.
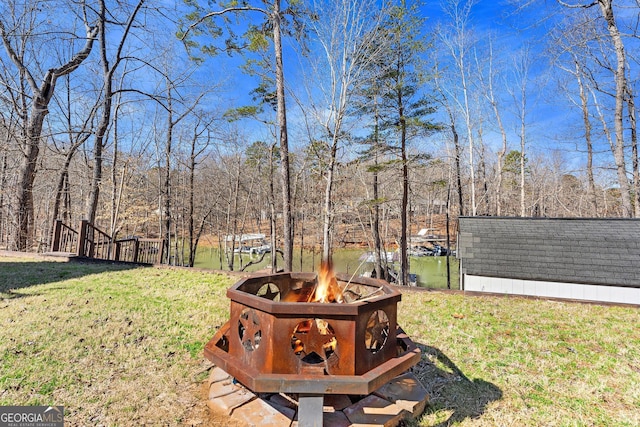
78, 220, 112, 259
51, 219, 79, 253
135, 238, 164, 264
113, 237, 137, 262
114, 237, 164, 264
51, 219, 164, 265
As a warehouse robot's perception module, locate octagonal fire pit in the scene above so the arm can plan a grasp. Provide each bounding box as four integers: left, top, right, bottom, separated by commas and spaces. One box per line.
204, 268, 424, 426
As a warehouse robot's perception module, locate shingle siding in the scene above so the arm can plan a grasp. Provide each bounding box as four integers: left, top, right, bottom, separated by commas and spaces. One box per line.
458, 217, 640, 288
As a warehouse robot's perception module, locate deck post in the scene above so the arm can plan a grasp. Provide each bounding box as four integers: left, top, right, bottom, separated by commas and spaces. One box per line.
51, 220, 62, 252
77, 220, 88, 257
133, 238, 140, 264
158, 239, 165, 264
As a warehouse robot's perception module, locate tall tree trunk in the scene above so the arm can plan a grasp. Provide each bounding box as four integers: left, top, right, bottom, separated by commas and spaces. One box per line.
322, 138, 338, 263
461, 68, 476, 216
164, 97, 174, 264
187, 121, 205, 267
188, 158, 195, 267
51, 77, 89, 245
87, 2, 111, 226
599, 0, 632, 217
483, 40, 508, 216
0, 151, 7, 245
226, 158, 242, 271
628, 88, 639, 217
272, 1, 293, 271
372, 115, 383, 281
269, 144, 278, 272
15, 129, 40, 250
495, 136, 506, 216
51, 156, 74, 242
575, 61, 598, 215
110, 100, 122, 239
396, 77, 409, 286
86, 0, 144, 226
446, 108, 464, 217
400, 115, 409, 286
513, 47, 530, 217
477, 126, 490, 214
519, 105, 526, 217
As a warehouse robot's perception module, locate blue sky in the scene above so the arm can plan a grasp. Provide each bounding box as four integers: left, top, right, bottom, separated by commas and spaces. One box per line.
118, 1, 636, 186
415, 1, 602, 173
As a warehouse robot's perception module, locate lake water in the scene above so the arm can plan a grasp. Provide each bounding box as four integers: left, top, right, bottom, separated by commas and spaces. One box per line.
194, 248, 458, 289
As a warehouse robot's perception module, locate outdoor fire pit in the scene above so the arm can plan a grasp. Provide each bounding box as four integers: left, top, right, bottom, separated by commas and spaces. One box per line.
204, 268, 426, 426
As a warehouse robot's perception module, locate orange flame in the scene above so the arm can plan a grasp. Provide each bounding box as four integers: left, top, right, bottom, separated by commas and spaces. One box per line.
314, 261, 343, 303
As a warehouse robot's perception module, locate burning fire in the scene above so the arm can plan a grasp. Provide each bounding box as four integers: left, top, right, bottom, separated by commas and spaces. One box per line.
313, 261, 343, 303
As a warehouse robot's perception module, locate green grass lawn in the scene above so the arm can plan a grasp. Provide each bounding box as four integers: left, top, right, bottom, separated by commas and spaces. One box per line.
1, 255, 639, 426
0, 255, 235, 425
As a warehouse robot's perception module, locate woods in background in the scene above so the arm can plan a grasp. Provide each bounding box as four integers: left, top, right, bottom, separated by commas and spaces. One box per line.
1, 0, 639, 272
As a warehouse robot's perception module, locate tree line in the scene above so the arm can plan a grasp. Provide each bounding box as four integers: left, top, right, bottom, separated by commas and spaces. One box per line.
1, 0, 639, 283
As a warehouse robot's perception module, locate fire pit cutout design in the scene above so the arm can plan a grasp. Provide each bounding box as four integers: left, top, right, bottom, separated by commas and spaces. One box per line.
291, 318, 338, 364
238, 308, 261, 351
256, 282, 281, 301
365, 309, 389, 354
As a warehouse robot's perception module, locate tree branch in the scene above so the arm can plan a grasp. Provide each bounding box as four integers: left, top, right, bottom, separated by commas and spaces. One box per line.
50, 25, 100, 79
0, 20, 39, 94
556, 0, 598, 8
180, 6, 268, 40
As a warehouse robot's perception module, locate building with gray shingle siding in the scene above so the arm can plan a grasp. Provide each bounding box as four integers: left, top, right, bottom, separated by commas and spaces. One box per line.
457, 217, 640, 305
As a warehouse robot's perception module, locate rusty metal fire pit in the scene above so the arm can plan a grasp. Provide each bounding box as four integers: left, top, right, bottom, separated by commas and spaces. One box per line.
204, 271, 423, 426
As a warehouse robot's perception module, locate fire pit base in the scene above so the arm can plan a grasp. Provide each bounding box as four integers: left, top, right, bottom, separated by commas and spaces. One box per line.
205, 366, 429, 427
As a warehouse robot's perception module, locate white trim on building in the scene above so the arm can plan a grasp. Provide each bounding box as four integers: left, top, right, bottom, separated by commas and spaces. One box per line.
463, 274, 640, 305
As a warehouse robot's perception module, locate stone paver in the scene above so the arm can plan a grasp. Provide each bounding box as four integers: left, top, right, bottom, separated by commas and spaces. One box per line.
232, 396, 296, 427
323, 394, 352, 412
209, 366, 232, 384
268, 393, 298, 411
206, 366, 428, 426
373, 372, 429, 417
322, 410, 351, 427
342, 394, 407, 427
290, 408, 351, 427
207, 375, 255, 416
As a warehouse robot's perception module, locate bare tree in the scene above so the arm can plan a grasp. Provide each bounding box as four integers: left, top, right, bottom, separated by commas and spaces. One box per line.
475, 38, 509, 216
183, 114, 215, 267
438, 0, 479, 216
49, 78, 97, 243
86, 0, 146, 227
298, 0, 389, 263
0, 0, 98, 249
181, 0, 299, 271
627, 86, 639, 216
433, 59, 465, 217
575, 59, 599, 215
157, 72, 205, 264
559, 0, 634, 216
508, 45, 532, 217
